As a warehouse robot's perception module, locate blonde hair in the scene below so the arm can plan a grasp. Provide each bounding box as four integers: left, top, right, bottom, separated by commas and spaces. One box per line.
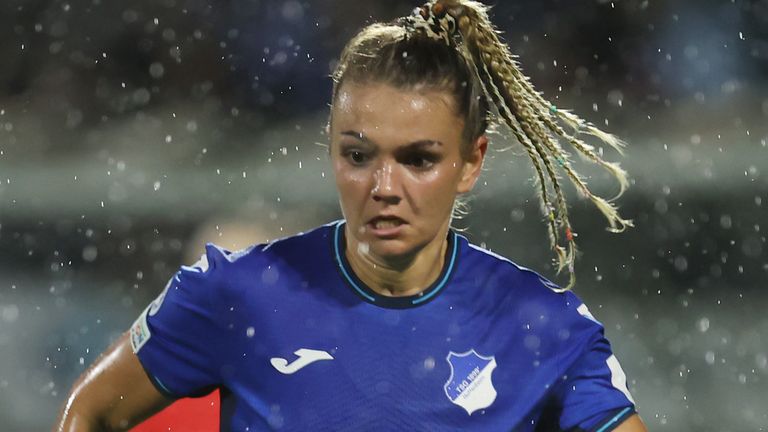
331, 0, 632, 289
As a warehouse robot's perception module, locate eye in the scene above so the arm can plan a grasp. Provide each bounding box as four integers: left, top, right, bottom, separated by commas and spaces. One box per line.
350, 151, 366, 164
342, 149, 370, 166
402, 153, 438, 170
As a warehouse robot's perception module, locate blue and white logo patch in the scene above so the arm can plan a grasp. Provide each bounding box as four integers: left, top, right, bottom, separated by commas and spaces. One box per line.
444, 349, 498, 415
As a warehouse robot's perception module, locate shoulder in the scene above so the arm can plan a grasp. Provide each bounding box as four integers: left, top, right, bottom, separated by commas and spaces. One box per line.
457, 234, 602, 342
179, 222, 336, 294
457, 235, 571, 301
257, 221, 337, 259
190, 222, 336, 273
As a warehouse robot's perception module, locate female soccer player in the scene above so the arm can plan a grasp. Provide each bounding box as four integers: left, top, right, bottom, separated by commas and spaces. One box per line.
55, 1, 647, 430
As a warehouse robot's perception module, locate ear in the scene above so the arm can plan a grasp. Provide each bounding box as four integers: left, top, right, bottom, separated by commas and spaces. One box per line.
457, 135, 488, 194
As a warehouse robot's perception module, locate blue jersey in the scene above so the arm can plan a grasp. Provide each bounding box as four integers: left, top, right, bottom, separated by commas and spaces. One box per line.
131, 221, 636, 431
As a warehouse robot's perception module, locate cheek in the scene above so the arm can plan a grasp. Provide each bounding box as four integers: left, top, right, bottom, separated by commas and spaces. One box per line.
402, 162, 461, 186
333, 160, 371, 205
334, 163, 369, 188
410, 165, 463, 207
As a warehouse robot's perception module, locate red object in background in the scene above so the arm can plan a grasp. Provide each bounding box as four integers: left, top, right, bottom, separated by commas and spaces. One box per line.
131, 390, 219, 432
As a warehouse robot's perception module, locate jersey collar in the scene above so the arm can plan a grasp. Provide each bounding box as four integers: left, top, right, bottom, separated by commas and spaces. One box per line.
332, 220, 459, 309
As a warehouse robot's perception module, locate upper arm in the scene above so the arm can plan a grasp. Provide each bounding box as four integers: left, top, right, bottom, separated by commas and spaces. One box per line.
54, 332, 174, 431
55, 246, 230, 431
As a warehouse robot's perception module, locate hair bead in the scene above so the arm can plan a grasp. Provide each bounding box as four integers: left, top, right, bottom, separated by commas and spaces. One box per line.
432, 2, 447, 18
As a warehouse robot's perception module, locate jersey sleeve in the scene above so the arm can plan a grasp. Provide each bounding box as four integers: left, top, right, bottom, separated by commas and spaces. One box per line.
129, 244, 229, 398
554, 292, 637, 431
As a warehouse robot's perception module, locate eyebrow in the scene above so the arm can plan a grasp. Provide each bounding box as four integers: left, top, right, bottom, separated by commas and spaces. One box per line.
339, 130, 443, 149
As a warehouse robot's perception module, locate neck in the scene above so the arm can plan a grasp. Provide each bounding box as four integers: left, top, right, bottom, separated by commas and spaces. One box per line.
344, 225, 449, 297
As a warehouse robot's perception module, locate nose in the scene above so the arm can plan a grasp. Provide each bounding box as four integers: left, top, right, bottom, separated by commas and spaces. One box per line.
371, 160, 402, 205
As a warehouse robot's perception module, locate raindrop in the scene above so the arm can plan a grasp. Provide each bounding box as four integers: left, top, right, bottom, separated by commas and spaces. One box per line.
162, 28, 176, 42
697, 317, 710, 333
66, 110, 83, 129
756, 354, 767, 369
524, 335, 541, 351
510, 208, 525, 222
423, 357, 435, 370
132, 88, 151, 105
607, 90, 623, 107
149, 62, 165, 79
122, 10, 138, 23
720, 215, 732, 229
654, 199, 668, 214
281, 1, 304, 21
673, 256, 688, 272
82, 246, 98, 262
741, 236, 762, 258
261, 266, 279, 285
1, 304, 19, 323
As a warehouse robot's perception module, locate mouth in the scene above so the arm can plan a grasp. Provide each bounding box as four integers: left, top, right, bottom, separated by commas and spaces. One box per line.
367, 216, 407, 234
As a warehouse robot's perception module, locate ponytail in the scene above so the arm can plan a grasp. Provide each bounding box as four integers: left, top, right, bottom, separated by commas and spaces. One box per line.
407, 0, 632, 289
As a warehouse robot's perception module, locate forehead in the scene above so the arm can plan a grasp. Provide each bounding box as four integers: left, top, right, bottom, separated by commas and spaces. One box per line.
332, 82, 464, 145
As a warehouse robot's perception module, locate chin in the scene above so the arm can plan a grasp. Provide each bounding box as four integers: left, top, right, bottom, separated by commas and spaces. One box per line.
365, 239, 416, 259
348, 222, 429, 260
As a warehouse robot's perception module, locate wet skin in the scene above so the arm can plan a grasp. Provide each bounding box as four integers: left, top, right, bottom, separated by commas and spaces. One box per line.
329, 82, 487, 296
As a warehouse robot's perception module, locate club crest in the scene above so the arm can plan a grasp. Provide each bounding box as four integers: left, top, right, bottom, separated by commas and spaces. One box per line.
443, 349, 498, 415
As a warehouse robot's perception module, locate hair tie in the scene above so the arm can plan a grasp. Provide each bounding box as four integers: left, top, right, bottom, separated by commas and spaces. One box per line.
404, 1, 459, 45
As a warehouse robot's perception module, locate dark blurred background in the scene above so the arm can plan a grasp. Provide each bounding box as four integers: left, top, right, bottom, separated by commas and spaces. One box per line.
0, 0, 766, 430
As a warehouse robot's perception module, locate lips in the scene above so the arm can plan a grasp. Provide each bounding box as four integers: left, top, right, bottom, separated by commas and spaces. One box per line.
367, 215, 407, 236
369, 215, 406, 227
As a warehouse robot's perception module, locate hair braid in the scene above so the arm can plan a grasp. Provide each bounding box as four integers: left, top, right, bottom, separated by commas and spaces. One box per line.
497, 78, 575, 258
474, 60, 571, 279
461, 4, 579, 284
405, 0, 633, 289
501, 57, 633, 234
469, 10, 632, 212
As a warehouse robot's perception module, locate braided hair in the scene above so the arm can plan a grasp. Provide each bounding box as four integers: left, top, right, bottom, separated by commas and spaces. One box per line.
331, 0, 632, 290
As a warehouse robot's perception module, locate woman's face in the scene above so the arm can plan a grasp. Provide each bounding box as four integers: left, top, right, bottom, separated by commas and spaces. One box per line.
330, 81, 487, 261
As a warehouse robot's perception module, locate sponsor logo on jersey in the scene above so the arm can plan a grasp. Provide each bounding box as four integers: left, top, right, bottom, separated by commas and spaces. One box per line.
129, 278, 173, 353
444, 349, 498, 415
270, 348, 334, 375
130, 307, 152, 353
